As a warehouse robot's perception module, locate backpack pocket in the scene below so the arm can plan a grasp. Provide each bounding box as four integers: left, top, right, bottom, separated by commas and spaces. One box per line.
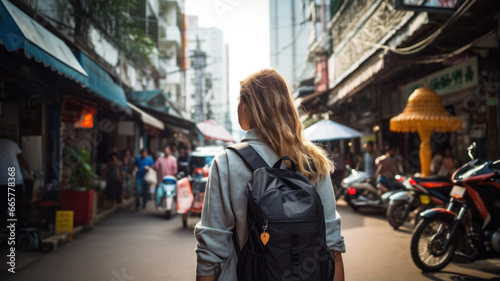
236, 243, 266, 281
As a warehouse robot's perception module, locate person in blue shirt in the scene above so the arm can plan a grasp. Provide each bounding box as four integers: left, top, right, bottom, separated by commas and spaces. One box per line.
364, 141, 376, 180
133, 149, 154, 210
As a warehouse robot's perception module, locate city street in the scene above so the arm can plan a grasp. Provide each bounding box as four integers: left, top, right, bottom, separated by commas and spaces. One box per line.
4, 199, 500, 281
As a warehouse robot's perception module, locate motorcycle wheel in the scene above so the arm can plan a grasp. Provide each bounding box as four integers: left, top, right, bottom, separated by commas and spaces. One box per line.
410, 218, 456, 272
387, 200, 409, 229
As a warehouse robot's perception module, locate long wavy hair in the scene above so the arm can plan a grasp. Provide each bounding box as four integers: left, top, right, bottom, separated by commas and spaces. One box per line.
239, 69, 333, 183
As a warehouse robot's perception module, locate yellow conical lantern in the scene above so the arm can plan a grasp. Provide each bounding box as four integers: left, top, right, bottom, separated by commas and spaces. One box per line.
390, 87, 462, 176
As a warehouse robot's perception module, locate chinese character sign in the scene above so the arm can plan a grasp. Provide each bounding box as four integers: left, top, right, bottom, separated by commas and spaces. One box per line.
401, 56, 478, 101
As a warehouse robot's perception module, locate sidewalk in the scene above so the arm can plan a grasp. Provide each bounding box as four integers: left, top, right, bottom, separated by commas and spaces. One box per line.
0, 197, 135, 279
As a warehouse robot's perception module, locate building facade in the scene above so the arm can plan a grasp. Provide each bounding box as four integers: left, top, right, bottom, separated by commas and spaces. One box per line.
298, 0, 500, 171
0, 0, 198, 233
269, 0, 330, 91
185, 16, 231, 132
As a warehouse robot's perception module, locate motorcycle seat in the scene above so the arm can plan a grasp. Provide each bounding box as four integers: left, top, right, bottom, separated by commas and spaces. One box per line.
412, 176, 453, 188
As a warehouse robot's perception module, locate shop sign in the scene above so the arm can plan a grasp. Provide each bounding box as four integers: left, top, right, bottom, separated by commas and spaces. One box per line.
401, 56, 478, 100
74, 107, 96, 128
55, 210, 73, 235
75, 113, 94, 128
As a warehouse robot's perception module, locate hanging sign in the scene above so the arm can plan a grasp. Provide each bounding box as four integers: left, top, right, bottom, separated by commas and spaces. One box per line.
74, 107, 96, 128
401, 56, 478, 101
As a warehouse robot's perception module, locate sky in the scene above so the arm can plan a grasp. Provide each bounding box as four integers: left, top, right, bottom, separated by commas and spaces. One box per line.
184, 0, 270, 140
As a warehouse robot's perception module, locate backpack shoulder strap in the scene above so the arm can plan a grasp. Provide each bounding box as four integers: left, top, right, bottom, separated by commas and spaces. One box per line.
225, 143, 269, 172
225, 143, 268, 257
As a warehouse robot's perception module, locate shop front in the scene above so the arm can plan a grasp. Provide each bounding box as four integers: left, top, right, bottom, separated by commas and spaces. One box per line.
398, 55, 496, 165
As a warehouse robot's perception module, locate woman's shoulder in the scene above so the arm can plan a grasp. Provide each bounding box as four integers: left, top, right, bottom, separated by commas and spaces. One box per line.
213, 149, 229, 167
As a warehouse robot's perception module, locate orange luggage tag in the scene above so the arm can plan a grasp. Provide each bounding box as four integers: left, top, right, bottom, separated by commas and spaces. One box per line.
260, 220, 270, 245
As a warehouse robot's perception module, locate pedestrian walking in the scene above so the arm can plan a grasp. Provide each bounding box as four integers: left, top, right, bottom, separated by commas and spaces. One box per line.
177, 147, 190, 176
194, 69, 345, 281
430, 144, 456, 178
0, 138, 31, 230
154, 145, 178, 183
101, 152, 124, 205
363, 141, 377, 180
375, 144, 400, 193
133, 149, 154, 210
170, 144, 180, 159
121, 149, 134, 199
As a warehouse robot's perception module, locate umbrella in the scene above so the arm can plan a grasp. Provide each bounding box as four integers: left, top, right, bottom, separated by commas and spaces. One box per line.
390, 87, 462, 176
196, 119, 235, 143
305, 120, 363, 141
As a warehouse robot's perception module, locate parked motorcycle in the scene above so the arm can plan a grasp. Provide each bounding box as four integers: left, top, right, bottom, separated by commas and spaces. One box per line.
410, 143, 500, 272
386, 176, 453, 229
342, 166, 406, 212
155, 175, 177, 219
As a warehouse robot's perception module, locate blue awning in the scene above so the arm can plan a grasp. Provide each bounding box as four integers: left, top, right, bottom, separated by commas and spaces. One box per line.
0, 1, 128, 109
0, 0, 88, 83
78, 52, 128, 109
129, 89, 164, 103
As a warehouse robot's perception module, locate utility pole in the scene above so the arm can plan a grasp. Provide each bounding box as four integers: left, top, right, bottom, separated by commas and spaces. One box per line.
191, 36, 206, 124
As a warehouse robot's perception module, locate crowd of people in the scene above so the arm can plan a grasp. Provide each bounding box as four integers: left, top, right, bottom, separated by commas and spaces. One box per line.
330, 140, 457, 192
100, 144, 192, 210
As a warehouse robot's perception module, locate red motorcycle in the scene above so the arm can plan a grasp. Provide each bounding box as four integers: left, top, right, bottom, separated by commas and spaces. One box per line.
410, 143, 500, 272
386, 176, 453, 230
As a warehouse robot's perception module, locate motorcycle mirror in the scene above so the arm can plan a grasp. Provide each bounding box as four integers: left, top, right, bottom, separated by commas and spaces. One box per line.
467, 142, 476, 160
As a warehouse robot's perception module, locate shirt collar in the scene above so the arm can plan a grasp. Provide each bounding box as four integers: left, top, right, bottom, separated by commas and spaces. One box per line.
240, 129, 260, 142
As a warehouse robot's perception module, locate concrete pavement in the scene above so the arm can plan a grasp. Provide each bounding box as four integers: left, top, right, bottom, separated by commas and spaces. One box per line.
2, 200, 500, 280
5, 204, 197, 281
337, 200, 500, 280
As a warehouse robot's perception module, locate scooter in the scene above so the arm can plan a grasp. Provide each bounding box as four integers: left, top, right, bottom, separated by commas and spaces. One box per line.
155, 175, 177, 219
343, 166, 406, 212
386, 176, 453, 229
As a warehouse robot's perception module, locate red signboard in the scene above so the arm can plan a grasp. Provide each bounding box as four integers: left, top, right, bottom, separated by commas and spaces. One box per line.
74, 107, 96, 128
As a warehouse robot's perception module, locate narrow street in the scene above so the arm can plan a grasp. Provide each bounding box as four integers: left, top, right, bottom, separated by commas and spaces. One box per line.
5, 200, 500, 281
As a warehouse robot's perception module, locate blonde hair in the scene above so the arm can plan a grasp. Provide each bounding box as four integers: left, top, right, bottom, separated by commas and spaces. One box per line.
239, 69, 333, 183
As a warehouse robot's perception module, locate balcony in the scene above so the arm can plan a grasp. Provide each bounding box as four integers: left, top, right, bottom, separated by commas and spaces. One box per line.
159, 22, 181, 50
160, 0, 181, 13
165, 25, 181, 45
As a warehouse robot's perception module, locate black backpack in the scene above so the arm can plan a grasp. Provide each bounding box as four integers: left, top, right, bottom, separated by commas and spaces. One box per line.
226, 143, 334, 281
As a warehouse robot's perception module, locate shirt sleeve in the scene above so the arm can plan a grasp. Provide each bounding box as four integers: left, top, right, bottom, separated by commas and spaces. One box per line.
316, 175, 346, 253
194, 152, 235, 276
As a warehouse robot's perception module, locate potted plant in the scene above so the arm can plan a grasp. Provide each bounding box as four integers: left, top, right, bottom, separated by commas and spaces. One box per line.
60, 146, 97, 226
